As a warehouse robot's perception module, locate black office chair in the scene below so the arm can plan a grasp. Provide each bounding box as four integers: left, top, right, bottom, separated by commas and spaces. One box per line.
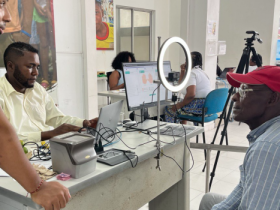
106, 71, 113, 104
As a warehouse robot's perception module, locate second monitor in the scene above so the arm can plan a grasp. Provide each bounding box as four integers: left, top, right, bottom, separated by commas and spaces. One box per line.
122, 61, 173, 112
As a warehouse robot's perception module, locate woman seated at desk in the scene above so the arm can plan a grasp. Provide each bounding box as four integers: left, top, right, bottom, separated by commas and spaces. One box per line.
164, 51, 211, 123
109, 51, 136, 90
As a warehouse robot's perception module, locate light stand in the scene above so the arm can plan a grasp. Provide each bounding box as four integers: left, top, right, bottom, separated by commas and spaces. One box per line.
155, 37, 192, 170
208, 31, 262, 190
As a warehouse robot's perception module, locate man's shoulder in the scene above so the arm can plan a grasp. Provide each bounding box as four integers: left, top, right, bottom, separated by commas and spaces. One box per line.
33, 82, 49, 95
0, 76, 7, 88
0, 76, 10, 95
253, 121, 280, 148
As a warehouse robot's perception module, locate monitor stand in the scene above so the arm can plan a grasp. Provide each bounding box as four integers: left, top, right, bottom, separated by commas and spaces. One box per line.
125, 107, 166, 131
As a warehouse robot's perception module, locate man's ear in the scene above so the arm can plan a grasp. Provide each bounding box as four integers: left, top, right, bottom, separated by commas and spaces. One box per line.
6, 61, 15, 71
268, 92, 280, 106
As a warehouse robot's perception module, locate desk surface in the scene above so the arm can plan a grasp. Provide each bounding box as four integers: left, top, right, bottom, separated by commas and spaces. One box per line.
0, 123, 203, 209
98, 90, 126, 98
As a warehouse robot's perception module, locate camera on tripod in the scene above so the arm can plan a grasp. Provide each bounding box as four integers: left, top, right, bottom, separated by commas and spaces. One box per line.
245, 30, 263, 44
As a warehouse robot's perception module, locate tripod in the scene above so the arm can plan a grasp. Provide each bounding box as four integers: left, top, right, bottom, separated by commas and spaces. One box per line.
208, 31, 263, 190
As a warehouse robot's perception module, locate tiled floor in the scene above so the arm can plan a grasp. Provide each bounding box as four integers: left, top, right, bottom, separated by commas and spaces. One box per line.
139, 121, 250, 210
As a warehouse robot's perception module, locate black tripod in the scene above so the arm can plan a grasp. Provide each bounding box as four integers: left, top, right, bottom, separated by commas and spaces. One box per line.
208, 31, 263, 190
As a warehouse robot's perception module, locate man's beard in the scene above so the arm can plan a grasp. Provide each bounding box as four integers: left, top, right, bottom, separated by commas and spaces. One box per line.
13, 65, 34, 88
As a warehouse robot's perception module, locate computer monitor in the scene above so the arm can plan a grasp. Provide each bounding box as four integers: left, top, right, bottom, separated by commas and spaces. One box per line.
122, 61, 173, 112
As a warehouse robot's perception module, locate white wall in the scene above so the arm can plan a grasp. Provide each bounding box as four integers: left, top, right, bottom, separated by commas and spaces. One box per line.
54, 0, 280, 119
168, 0, 182, 72
181, 0, 219, 90
219, 0, 280, 68
54, 0, 86, 118
95, 0, 171, 73
53, 0, 177, 119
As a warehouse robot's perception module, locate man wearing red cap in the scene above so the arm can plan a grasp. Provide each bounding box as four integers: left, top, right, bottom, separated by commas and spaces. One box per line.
200, 65, 280, 210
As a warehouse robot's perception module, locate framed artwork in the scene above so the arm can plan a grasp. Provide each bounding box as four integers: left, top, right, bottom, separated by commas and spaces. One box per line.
0, 0, 57, 91
96, 0, 114, 50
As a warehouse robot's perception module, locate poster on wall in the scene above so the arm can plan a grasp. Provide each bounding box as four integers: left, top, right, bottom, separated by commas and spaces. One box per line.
95, 0, 114, 50
0, 0, 57, 94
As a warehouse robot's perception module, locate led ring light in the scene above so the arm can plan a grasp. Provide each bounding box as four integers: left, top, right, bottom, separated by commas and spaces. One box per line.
157, 37, 192, 92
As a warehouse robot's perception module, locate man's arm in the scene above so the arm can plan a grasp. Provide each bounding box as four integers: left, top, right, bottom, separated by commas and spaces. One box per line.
214, 141, 280, 210
109, 70, 124, 90
237, 142, 280, 209
212, 182, 243, 210
0, 109, 70, 209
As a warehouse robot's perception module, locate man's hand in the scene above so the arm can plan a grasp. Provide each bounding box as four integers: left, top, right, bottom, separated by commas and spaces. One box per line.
83, 118, 99, 128
31, 181, 71, 210
53, 123, 82, 136
171, 104, 178, 112
172, 103, 183, 112
41, 123, 82, 140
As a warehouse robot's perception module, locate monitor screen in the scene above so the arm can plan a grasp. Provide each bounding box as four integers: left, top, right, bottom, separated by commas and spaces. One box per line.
122, 61, 172, 111
276, 40, 280, 61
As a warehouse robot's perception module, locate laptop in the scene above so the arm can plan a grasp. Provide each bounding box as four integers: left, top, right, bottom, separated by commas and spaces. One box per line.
219, 67, 236, 79
89, 100, 124, 144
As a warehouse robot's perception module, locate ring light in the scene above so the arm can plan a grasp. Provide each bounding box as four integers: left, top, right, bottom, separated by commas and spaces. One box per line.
157, 37, 192, 92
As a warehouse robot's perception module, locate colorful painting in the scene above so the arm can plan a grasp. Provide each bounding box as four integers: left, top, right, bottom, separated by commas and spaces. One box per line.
96, 0, 114, 50
0, 0, 57, 91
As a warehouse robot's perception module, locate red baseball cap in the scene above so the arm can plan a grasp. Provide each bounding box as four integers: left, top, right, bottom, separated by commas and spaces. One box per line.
226, 65, 280, 92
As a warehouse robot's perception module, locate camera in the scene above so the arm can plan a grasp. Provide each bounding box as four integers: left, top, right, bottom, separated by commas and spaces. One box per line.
167, 72, 180, 82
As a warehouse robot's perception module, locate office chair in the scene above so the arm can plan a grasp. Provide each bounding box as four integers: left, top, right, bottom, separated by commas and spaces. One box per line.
177, 88, 228, 171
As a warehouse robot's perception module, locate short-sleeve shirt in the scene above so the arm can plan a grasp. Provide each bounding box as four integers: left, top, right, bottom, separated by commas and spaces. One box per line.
180, 66, 211, 98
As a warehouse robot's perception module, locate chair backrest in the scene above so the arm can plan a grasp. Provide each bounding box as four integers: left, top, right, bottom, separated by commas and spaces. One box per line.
204, 88, 228, 115
106, 71, 113, 90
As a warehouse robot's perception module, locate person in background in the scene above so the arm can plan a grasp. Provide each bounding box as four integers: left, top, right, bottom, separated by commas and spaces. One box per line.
200, 66, 280, 210
109, 51, 136, 90
248, 53, 262, 72
216, 57, 222, 77
164, 51, 211, 123
0, 42, 98, 143
0, 1, 70, 209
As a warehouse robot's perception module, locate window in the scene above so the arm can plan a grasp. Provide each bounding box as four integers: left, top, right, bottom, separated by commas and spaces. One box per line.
116, 6, 153, 61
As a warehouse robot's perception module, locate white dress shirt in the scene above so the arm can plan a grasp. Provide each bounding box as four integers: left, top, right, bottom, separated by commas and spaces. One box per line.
180, 66, 211, 98
248, 65, 257, 72
0, 76, 84, 142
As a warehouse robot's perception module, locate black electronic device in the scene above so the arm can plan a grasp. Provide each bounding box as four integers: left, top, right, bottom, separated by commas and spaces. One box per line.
219, 67, 236, 79
168, 72, 180, 82
97, 149, 136, 166
122, 61, 172, 112
122, 61, 172, 130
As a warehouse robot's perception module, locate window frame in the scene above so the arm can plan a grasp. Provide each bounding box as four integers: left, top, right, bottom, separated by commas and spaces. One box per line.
116, 6, 154, 61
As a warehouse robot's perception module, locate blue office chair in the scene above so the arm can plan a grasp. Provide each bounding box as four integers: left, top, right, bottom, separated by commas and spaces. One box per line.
177, 88, 229, 171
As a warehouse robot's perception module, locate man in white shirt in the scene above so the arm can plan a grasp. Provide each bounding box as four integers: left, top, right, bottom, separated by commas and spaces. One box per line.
248, 53, 262, 72
0, 2, 71, 209
0, 41, 98, 142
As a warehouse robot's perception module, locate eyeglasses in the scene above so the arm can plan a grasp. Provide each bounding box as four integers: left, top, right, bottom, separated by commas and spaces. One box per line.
235, 84, 269, 98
